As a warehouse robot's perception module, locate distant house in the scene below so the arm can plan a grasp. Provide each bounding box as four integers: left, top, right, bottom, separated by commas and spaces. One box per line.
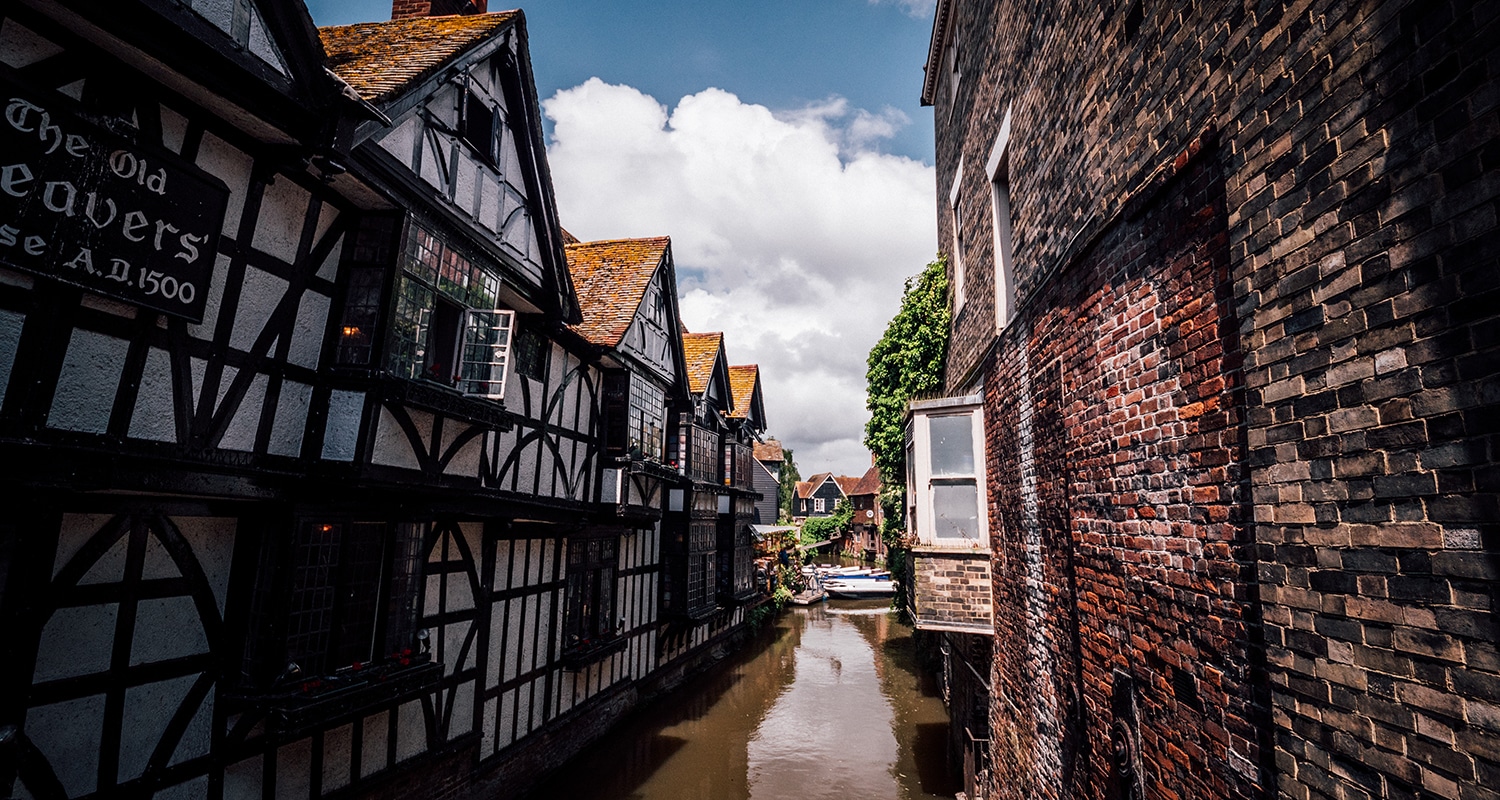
751, 439, 785, 524
794, 472, 845, 518
844, 465, 885, 561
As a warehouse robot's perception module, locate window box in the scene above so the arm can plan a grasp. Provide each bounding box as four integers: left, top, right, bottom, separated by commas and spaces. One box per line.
560, 635, 629, 670
241, 657, 442, 737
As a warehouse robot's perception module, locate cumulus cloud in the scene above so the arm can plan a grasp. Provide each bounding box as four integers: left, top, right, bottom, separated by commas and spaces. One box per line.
543, 79, 936, 475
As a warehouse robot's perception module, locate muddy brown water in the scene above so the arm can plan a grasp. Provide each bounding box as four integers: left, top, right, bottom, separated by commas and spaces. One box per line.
525, 599, 960, 800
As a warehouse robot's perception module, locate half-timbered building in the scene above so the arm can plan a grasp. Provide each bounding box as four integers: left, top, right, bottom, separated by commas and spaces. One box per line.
0, 3, 767, 799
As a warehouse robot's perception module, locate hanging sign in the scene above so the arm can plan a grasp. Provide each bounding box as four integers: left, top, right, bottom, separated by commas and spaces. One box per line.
0, 78, 228, 322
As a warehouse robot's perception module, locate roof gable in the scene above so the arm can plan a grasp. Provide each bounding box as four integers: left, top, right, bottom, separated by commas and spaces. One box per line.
682, 332, 733, 414
849, 465, 882, 496
727, 365, 766, 430
567, 237, 665, 346
321, 11, 579, 324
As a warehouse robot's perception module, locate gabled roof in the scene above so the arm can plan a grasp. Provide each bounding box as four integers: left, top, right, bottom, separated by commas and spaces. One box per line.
794, 480, 814, 500
320, 13, 519, 103
754, 439, 784, 463
848, 465, 882, 497
566, 237, 670, 348
682, 332, 724, 396
834, 475, 863, 496
800, 472, 842, 500
727, 365, 764, 427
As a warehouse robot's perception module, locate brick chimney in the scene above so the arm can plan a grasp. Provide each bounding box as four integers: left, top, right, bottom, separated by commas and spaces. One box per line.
392, 0, 487, 19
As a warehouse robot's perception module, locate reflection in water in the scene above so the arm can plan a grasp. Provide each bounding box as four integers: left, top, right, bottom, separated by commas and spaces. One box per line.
524, 600, 959, 800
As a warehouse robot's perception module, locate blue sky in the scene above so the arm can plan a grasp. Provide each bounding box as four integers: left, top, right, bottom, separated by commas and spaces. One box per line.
307, 0, 937, 163
307, 1, 941, 475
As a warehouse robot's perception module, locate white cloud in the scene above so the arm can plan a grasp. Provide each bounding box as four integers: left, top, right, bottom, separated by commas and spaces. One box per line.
544, 79, 936, 476
869, 0, 937, 19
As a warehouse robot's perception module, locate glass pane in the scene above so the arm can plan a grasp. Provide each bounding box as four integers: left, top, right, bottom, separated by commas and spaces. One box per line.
458, 309, 514, 398
933, 481, 979, 539
929, 414, 975, 476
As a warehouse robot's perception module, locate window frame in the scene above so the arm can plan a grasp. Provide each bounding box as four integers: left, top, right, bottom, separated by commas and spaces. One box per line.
907, 396, 989, 549
244, 517, 427, 688
949, 158, 966, 311
460, 84, 498, 167
563, 531, 620, 653
813, 497, 825, 514
385, 221, 516, 400
986, 109, 1016, 332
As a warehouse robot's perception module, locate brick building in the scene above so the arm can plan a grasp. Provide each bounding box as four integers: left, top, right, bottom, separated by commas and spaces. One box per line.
907, 1, 1498, 799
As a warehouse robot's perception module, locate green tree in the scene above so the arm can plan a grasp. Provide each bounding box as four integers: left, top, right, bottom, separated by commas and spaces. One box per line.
864, 256, 951, 494
800, 499, 852, 545
777, 447, 800, 522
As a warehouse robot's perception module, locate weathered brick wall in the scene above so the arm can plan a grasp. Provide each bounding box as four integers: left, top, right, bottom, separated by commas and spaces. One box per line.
1231, 3, 1499, 798
912, 549, 995, 633
934, 1, 1498, 798
983, 141, 1259, 800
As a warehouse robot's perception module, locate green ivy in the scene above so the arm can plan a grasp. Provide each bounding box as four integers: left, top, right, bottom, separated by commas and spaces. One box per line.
864, 256, 951, 493
800, 499, 853, 545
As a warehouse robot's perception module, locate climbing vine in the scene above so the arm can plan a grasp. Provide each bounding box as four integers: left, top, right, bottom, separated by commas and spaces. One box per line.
864, 256, 951, 499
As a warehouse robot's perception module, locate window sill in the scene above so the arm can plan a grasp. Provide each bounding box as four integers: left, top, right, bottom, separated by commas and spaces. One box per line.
373, 375, 511, 429
560, 636, 628, 670
233, 658, 442, 738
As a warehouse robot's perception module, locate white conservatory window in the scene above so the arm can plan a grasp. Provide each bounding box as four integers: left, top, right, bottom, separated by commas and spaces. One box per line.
907, 396, 987, 547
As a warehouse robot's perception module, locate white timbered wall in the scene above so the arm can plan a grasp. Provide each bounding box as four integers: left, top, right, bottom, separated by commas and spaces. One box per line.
375, 39, 546, 286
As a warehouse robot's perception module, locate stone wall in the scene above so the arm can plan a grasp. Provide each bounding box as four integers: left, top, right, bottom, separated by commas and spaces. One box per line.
933, 0, 1499, 798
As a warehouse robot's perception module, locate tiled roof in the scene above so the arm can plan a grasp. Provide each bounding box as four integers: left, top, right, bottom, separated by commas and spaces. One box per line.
848, 465, 882, 496
800, 472, 834, 499
726, 365, 759, 418
564, 237, 669, 348
794, 480, 813, 500
682, 332, 723, 396
834, 475, 862, 496
319, 12, 518, 103
753, 439, 784, 462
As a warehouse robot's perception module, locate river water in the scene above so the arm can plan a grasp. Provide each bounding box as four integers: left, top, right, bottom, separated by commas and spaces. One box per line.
527, 599, 960, 800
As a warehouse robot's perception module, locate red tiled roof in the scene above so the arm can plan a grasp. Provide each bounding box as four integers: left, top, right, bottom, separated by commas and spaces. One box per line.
682, 332, 723, 396
319, 12, 518, 103
794, 480, 813, 499
753, 439, 784, 462
834, 475, 862, 496
848, 465, 882, 496
564, 237, 670, 348
726, 365, 759, 419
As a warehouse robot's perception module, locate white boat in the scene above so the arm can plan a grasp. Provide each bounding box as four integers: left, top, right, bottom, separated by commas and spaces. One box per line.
823, 578, 896, 599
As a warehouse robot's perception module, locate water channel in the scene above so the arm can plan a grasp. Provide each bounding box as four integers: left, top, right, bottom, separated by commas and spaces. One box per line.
526, 599, 960, 800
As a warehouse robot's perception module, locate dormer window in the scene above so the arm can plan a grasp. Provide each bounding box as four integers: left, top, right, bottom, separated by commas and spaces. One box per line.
461, 87, 497, 166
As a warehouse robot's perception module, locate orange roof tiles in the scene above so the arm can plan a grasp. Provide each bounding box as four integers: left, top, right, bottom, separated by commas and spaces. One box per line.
834, 475, 862, 495
794, 480, 813, 500
564, 237, 670, 348
726, 365, 759, 419
753, 439, 784, 462
319, 12, 519, 103
682, 332, 723, 395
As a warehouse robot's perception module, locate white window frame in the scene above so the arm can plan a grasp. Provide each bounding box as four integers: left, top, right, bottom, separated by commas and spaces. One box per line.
457, 309, 514, 399
986, 107, 1016, 332
814, 497, 825, 514
906, 395, 988, 548
949, 158, 965, 311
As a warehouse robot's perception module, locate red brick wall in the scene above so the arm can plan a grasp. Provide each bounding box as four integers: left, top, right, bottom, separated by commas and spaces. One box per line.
982, 139, 1260, 800
390, 0, 487, 20
933, 1, 1499, 798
